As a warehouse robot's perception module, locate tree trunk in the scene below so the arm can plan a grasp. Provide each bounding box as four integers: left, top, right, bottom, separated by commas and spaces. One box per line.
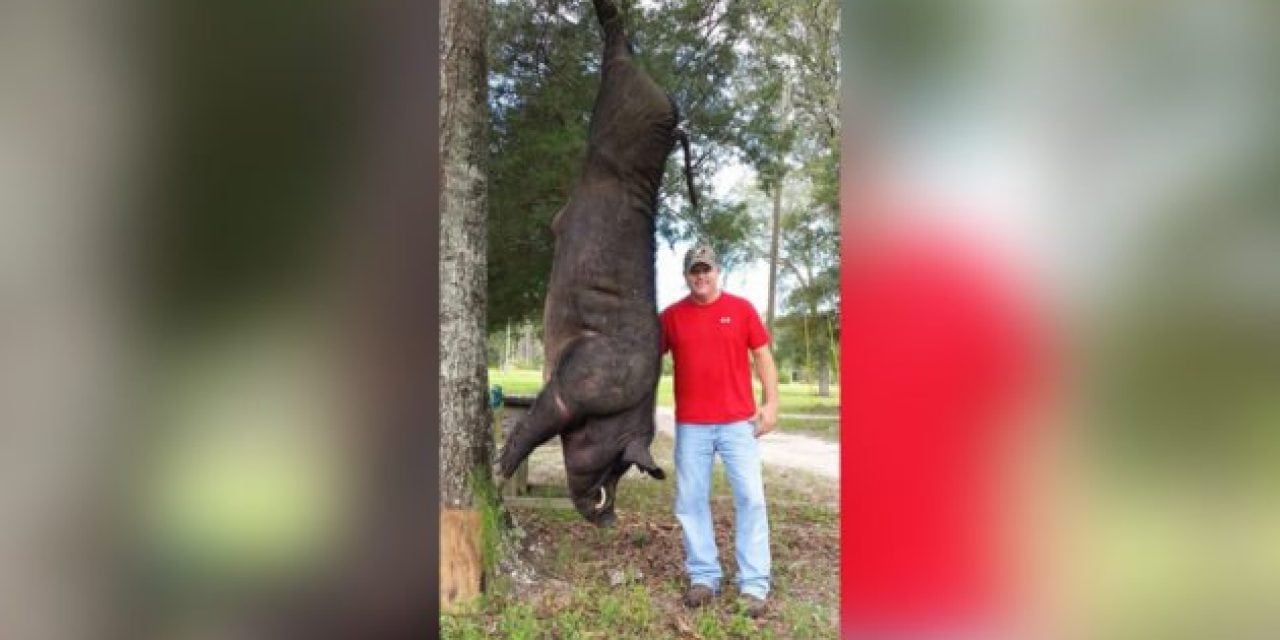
826, 313, 838, 388
765, 179, 783, 339
503, 320, 511, 372
523, 321, 533, 366
440, 0, 490, 511
816, 336, 831, 397
802, 310, 812, 384
439, 0, 490, 611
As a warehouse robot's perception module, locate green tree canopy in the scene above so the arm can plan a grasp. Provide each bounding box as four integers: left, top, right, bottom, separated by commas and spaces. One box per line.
486, 0, 766, 329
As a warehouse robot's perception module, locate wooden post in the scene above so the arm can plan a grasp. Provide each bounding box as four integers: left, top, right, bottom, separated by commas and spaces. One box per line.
439, 508, 483, 612
497, 397, 535, 496
506, 457, 530, 497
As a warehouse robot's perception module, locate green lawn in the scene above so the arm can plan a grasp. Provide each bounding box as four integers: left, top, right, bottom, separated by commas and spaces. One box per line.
775, 415, 839, 441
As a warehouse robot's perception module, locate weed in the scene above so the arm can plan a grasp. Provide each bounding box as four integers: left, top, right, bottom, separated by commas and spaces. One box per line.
696, 609, 727, 639
439, 615, 484, 639
623, 584, 657, 627
499, 601, 538, 640
780, 601, 833, 639
725, 608, 758, 636
597, 592, 623, 626
553, 607, 586, 639
629, 528, 651, 547
469, 465, 504, 575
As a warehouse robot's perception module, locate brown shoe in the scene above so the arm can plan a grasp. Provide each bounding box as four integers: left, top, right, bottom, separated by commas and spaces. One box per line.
737, 594, 768, 618
682, 584, 716, 608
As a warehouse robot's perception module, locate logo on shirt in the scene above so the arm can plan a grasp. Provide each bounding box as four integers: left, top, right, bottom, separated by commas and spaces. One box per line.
719, 316, 732, 324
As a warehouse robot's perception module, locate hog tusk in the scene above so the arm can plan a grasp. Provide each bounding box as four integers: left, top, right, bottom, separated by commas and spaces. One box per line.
595, 486, 608, 510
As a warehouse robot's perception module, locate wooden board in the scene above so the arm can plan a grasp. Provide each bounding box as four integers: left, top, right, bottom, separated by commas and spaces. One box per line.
439, 508, 482, 612
503, 495, 575, 510
494, 405, 531, 496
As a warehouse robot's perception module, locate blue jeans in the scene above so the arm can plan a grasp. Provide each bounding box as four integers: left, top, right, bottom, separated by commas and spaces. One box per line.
674, 420, 771, 598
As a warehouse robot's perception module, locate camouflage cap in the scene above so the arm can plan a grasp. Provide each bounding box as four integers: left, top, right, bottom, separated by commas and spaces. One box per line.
683, 244, 718, 273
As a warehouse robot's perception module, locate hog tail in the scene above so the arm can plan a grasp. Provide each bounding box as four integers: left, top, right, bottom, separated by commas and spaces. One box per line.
675, 127, 698, 210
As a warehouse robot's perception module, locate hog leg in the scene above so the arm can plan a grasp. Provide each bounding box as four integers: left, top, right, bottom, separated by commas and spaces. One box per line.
592, 0, 627, 62
494, 333, 656, 479
493, 382, 575, 481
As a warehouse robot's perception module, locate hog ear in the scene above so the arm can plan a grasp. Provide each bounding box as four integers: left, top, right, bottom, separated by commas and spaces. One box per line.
624, 441, 666, 480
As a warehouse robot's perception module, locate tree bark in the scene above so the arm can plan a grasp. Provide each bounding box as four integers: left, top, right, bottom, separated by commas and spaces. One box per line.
802, 308, 812, 383
439, 0, 490, 612
827, 313, 838, 388
765, 179, 783, 339
439, 0, 491, 509
817, 332, 831, 397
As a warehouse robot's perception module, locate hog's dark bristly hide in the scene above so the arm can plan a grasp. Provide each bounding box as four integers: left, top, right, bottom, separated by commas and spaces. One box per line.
494, 0, 687, 527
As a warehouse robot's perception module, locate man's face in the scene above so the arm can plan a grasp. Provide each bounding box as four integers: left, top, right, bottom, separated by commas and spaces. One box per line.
684, 263, 719, 299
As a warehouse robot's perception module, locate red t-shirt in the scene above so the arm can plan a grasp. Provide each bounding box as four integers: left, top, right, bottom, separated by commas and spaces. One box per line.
660, 292, 770, 424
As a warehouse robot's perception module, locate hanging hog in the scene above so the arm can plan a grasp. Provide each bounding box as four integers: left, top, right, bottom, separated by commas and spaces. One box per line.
494, 0, 696, 527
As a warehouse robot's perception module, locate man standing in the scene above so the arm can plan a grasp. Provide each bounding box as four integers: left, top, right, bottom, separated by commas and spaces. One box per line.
660, 243, 779, 618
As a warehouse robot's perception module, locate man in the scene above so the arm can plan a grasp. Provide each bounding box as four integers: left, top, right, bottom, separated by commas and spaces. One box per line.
659, 243, 779, 618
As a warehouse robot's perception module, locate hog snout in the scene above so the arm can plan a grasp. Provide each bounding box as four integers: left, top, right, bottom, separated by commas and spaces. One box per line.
572, 492, 617, 528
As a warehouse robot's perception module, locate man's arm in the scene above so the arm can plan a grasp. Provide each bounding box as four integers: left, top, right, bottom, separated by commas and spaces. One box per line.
751, 345, 780, 437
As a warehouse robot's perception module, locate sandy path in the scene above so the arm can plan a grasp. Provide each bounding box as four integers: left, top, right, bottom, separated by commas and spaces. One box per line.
654, 408, 839, 480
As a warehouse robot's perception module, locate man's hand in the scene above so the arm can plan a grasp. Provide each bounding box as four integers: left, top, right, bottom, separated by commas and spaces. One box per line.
754, 402, 778, 438
750, 344, 780, 438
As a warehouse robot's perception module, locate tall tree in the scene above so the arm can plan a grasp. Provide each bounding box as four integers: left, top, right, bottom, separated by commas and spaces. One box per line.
638, 0, 763, 269
737, 26, 795, 335
439, 0, 492, 610
486, 0, 761, 329
486, 0, 599, 329
736, 0, 840, 389
777, 178, 839, 395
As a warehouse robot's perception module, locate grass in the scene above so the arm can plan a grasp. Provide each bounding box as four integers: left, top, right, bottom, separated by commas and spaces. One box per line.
776, 415, 839, 441
489, 368, 841, 442
487, 368, 545, 397
471, 466, 504, 575
442, 416, 839, 638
